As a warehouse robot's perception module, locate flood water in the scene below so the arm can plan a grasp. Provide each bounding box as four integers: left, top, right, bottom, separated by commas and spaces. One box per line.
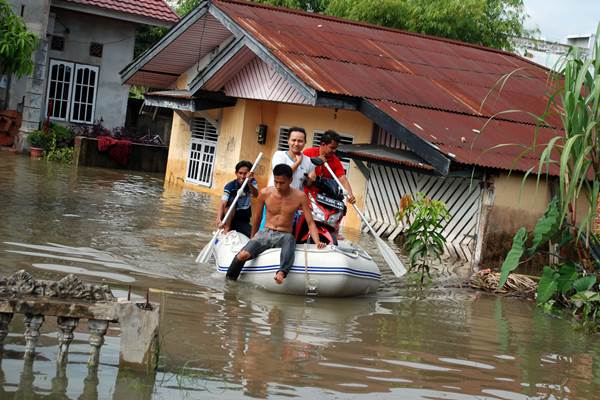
0, 151, 599, 399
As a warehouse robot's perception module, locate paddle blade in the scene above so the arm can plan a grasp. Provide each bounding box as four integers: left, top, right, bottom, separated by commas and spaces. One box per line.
375, 236, 407, 277
195, 241, 214, 264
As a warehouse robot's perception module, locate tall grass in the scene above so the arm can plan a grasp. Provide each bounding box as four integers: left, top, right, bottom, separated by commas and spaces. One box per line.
536, 25, 600, 268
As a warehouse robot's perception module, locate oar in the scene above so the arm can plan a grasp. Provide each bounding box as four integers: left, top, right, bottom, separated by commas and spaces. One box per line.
195, 152, 263, 263
318, 159, 407, 278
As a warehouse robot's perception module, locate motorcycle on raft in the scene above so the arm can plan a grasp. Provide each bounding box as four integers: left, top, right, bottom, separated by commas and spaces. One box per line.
293, 166, 347, 246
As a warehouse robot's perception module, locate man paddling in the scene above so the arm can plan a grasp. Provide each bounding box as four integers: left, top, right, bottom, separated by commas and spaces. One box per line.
226, 164, 325, 284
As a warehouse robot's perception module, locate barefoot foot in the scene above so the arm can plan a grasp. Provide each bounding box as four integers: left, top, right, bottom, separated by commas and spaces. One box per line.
274, 271, 285, 284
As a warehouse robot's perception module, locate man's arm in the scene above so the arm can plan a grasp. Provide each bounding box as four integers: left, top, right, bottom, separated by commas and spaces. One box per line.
338, 175, 356, 204
290, 153, 303, 172
248, 173, 258, 197
216, 200, 228, 228
251, 188, 267, 238
300, 195, 326, 248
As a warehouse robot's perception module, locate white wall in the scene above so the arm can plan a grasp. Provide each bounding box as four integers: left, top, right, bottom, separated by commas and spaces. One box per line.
46, 8, 136, 129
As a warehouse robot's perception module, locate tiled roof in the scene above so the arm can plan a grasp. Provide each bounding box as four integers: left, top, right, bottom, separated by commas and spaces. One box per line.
64, 0, 179, 24
213, 0, 563, 173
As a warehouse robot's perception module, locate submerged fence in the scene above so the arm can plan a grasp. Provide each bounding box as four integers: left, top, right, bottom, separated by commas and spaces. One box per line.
0, 270, 160, 372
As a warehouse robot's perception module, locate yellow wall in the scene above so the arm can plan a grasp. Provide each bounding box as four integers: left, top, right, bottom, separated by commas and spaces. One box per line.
488, 174, 552, 234
162, 99, 373, 230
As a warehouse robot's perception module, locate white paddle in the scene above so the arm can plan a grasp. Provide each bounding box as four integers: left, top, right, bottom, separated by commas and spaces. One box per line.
195, 152, 263, 263
315, 158, 407, 278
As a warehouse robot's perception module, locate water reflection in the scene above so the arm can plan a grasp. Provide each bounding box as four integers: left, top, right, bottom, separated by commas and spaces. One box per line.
1, 153, 600, 399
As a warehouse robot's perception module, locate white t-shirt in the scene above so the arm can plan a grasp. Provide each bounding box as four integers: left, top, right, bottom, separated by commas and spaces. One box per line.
268, 150, 315, 190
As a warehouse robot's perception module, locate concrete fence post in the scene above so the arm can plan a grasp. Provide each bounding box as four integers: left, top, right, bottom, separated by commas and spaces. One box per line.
88, 319, 109, 367
23, 314, 44, 358
0, 313, 13, 348
57, 316, 79, 364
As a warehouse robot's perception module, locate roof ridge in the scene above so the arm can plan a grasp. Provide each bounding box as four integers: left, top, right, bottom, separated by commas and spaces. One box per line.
214, 0, 528, 62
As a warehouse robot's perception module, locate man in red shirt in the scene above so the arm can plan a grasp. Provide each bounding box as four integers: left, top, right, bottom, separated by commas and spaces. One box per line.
303, 130, 356, 204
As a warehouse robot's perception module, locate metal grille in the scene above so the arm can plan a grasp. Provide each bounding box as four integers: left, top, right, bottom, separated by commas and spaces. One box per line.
89, 42, 103, 58
187, 117, 219, 186
312, 130, 354, 170
46, 60, 73, 120
70, 65, 98, 123
50, 35, 64, 51
277, 127, 290, 151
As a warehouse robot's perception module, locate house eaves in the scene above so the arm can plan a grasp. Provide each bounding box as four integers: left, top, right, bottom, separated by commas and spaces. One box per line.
202, 2, 317, 103
144, 90, 237, 112
120, 2, 233, 87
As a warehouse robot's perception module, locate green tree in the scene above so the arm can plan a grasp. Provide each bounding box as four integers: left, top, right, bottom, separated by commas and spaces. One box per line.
324, 0, 530, 50
0, 0, 37, 77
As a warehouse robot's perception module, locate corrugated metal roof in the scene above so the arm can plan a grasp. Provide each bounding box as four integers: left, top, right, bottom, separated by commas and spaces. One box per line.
64, 0, 179, 23
213, 0, 564, 172
369, 100, 560, 174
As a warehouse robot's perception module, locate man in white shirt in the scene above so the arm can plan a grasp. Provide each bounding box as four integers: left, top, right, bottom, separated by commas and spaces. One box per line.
268, 127, 314, 190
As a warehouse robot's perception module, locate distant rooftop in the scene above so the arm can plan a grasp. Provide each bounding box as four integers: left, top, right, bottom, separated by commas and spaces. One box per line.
61, 0, 179, 25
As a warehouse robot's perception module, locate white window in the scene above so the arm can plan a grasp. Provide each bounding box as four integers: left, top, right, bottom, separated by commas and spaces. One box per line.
277, 126, 290, 151
46, 60, 73, 121
45, 59, 99, 123
186, 117, 219, 187
70, 64, 99, 123
312, 130, 354, 171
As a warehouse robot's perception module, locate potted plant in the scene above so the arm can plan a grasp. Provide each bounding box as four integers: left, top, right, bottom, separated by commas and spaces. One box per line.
27, 130, 47, 158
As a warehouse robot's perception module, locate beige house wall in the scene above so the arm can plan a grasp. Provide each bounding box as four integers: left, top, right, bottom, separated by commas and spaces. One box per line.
482, 173, 592, 268
162, 99, 373, 229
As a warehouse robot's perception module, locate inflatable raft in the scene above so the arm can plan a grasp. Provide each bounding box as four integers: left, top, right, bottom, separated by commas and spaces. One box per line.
212, 231, 380, 297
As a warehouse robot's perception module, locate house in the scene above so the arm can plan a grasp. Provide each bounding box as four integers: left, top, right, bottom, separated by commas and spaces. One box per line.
121, 0, 568, 266
513, 34, 595, 71
2, 0, 178, 150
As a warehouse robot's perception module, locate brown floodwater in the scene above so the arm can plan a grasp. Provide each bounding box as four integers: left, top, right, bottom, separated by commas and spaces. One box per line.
0, 151, 599, 399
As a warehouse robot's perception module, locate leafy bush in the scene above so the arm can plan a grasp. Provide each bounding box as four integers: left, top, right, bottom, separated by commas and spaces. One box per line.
51, 123, 75, 147
397, 193, 450, 285
43, 125, 74, 164
45, 146, 74, 164
26, 130, 47, 149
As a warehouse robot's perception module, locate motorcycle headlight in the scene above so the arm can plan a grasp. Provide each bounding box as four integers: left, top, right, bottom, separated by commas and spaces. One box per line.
327, 211, 343, 226
310, 195, 326, 222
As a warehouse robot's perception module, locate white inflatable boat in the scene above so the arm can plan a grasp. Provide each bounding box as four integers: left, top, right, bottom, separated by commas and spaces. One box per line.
212, 231, 380, 297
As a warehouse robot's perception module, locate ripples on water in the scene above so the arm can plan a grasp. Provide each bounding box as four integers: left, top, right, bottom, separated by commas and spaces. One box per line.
0, 152, 599, 399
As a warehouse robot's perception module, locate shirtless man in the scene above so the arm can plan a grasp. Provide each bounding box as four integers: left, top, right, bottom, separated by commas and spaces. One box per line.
226, 164, 325, 284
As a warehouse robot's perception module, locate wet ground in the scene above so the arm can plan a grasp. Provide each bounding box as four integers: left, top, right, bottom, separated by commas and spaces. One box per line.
0, 151, 599, 399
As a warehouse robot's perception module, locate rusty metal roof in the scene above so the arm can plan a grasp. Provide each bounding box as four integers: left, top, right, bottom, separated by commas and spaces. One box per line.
369, 100, 561, 173
213, 0, 563, 173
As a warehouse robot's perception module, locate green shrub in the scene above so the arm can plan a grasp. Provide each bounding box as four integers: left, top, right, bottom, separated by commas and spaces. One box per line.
50, 123, 75, 147
27, 130, 47, 149
396, 192, 451, 285
45, 146, 74, 164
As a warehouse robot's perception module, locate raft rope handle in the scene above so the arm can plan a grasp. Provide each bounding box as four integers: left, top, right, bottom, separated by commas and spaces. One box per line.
304, 242, 309, 293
